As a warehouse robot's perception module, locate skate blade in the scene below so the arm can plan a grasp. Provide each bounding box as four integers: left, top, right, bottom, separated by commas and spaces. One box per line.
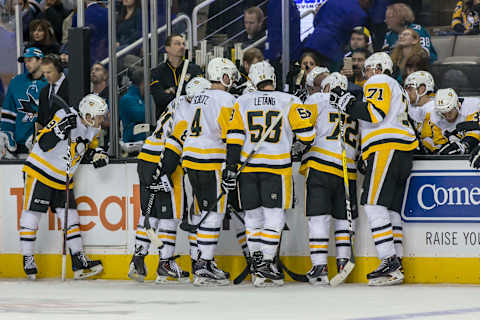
330, 261, 355, 287
128, 270, 146, 283
193, 276, 230, 286
26, 274, 37, 281
368, 271, 404, 286
253, 277, 284, 287
155, 275, 190, 284
74, 265, 103, 280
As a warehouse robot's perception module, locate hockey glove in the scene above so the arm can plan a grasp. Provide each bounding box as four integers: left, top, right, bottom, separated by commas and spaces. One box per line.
221, 164, 238, 192
146, 166, 172, 193
53, 114, 77, 140
470, 145, 480, 169
0, 131, 17, 159
438, 135, 467, 155
92, 149, 109, 168
291, 140, 310, 162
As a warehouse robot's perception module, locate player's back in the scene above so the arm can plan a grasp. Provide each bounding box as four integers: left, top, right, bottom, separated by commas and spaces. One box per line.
301, 92, 359, 179
182, 89, 235, 171
230, 90, 313, 176
359, 74, 418, 159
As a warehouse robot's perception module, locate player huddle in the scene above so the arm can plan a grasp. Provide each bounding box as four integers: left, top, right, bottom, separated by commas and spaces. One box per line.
17, 52, 480, 288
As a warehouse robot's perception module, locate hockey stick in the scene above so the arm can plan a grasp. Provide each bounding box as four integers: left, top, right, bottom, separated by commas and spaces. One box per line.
49, 94, 73, 281
329, 108, 355, 287
143, 59, 190, 248
179, 97, 295, 233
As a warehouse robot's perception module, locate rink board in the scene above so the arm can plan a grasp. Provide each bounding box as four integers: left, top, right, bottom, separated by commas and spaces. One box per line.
1, 159, 480, 283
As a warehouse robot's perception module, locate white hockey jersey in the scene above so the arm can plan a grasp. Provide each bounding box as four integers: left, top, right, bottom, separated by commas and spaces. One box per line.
359, 74, 418, 159
227, 90, 315, 176
22, 108, 100, 190
300, 92, 359, 180
429, 97, 480, 143
166, 89, 236, 171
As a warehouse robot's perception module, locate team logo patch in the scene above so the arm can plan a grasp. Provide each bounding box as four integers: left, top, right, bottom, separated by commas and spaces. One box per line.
203, 200, 209, 209
297, 108, 312, 119
271, 193, 278, 200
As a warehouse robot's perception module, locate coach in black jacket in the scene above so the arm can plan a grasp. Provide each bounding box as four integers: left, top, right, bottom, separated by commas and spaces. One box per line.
37, 54, 69, 130
150, 34, 202, 116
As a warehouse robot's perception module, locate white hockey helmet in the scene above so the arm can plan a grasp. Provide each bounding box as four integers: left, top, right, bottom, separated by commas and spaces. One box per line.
321, 72, 348, 93
306, 66, 330, 88
185, 77, 211, 100
404, 71, 435, 104
363, 52, 393, 74
206, 57, 239, 89
78, 94, 108, 127
434, 88, 459, 116
248, 61, 276, 90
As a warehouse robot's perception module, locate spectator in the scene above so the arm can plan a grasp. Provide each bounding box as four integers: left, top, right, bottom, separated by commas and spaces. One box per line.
342, 47, 370, 87
0, 47, 47, 159
299, 0, 370, 71
451, 0, 480, 34
38, 0, 71, 43
119, 67, 145, 157
117, 0, 141, 47
367, 0, 392, 51
391, 28, 429, 82
242, 47, 264, 74
18, 0, 42, 42
404, 52, 430, 80
72, 0, 108, 64
37, 54, 69, 131
26, 19, 61, 55
383, 3, 437, 63
91, 62, 108, 99
150, 34, 202, 116
206, 0, 244, 42
0, 17, 16, 81
344, 26, 371, 57
232, 47, 264, 95
287, 51, 321, 99
240, 6, 265, 51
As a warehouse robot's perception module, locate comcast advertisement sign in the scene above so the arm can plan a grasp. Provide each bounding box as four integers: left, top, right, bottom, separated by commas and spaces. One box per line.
402, 171, 480, 222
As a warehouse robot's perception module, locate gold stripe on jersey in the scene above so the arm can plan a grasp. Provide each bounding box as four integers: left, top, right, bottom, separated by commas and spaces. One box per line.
30, 152, 68, 177
241, 166, 292, 176
364, 82, 392, 124
182, 159, 223, 171
310, 147, 355, 164
361, 128, 418, 160
361, 128, 416, 145
227, 103, 246, 146
171, 165, 184, 219
300, 160, 357, 180
282, 174, 293, 209
145, 139, 164, 146
23, 174, 35, 210
184, 147, 226, 155
22, 165, 74, 190
240, 151, 290, 160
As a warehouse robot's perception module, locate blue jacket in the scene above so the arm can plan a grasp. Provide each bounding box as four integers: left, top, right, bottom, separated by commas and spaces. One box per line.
300, 0, 368, 63
73, 3, 108, 64
383, 24, 438, 63
0, 74, 47, 147
119, 85, 146, 143
264, 0, 301, 61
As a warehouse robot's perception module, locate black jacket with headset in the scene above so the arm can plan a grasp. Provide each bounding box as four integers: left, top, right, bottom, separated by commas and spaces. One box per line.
37, 55, 70, 127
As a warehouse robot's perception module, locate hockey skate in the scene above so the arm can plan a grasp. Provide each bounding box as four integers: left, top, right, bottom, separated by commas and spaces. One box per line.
367, 255, 404, 286
193, 259, 230, 286
155, 255, 190, 284
23, 255, 38, 280
71, 251, 103, 280
330, 258, 355, 287
254, 260, 284, 287
128, 251, 147, 282
306, 264, 329, 285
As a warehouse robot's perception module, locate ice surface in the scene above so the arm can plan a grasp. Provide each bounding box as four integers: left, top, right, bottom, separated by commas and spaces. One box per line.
1, 280, 480, 320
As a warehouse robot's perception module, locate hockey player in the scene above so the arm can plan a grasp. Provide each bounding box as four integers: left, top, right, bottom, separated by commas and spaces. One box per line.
300, 72, 359, 285
333, 52, 418, 286
432, 88, 480, 155
224, 61, 315, 287
0, 47, 47, 159
305, 66, 330, 96
19, 94, 109, 280
403, 71, 443, 153
160, 58, 238, 286
129, 76, 211, 283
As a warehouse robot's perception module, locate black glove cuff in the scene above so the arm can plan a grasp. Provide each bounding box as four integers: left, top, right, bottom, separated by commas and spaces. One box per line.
462, 136, 478, 154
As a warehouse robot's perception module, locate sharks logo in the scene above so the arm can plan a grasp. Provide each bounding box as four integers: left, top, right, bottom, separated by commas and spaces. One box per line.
17, 83, 40, 122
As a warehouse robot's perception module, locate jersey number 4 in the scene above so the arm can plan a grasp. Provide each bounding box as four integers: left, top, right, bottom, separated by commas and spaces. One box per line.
190, 108, 202, 137
247, 110, 282, 143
